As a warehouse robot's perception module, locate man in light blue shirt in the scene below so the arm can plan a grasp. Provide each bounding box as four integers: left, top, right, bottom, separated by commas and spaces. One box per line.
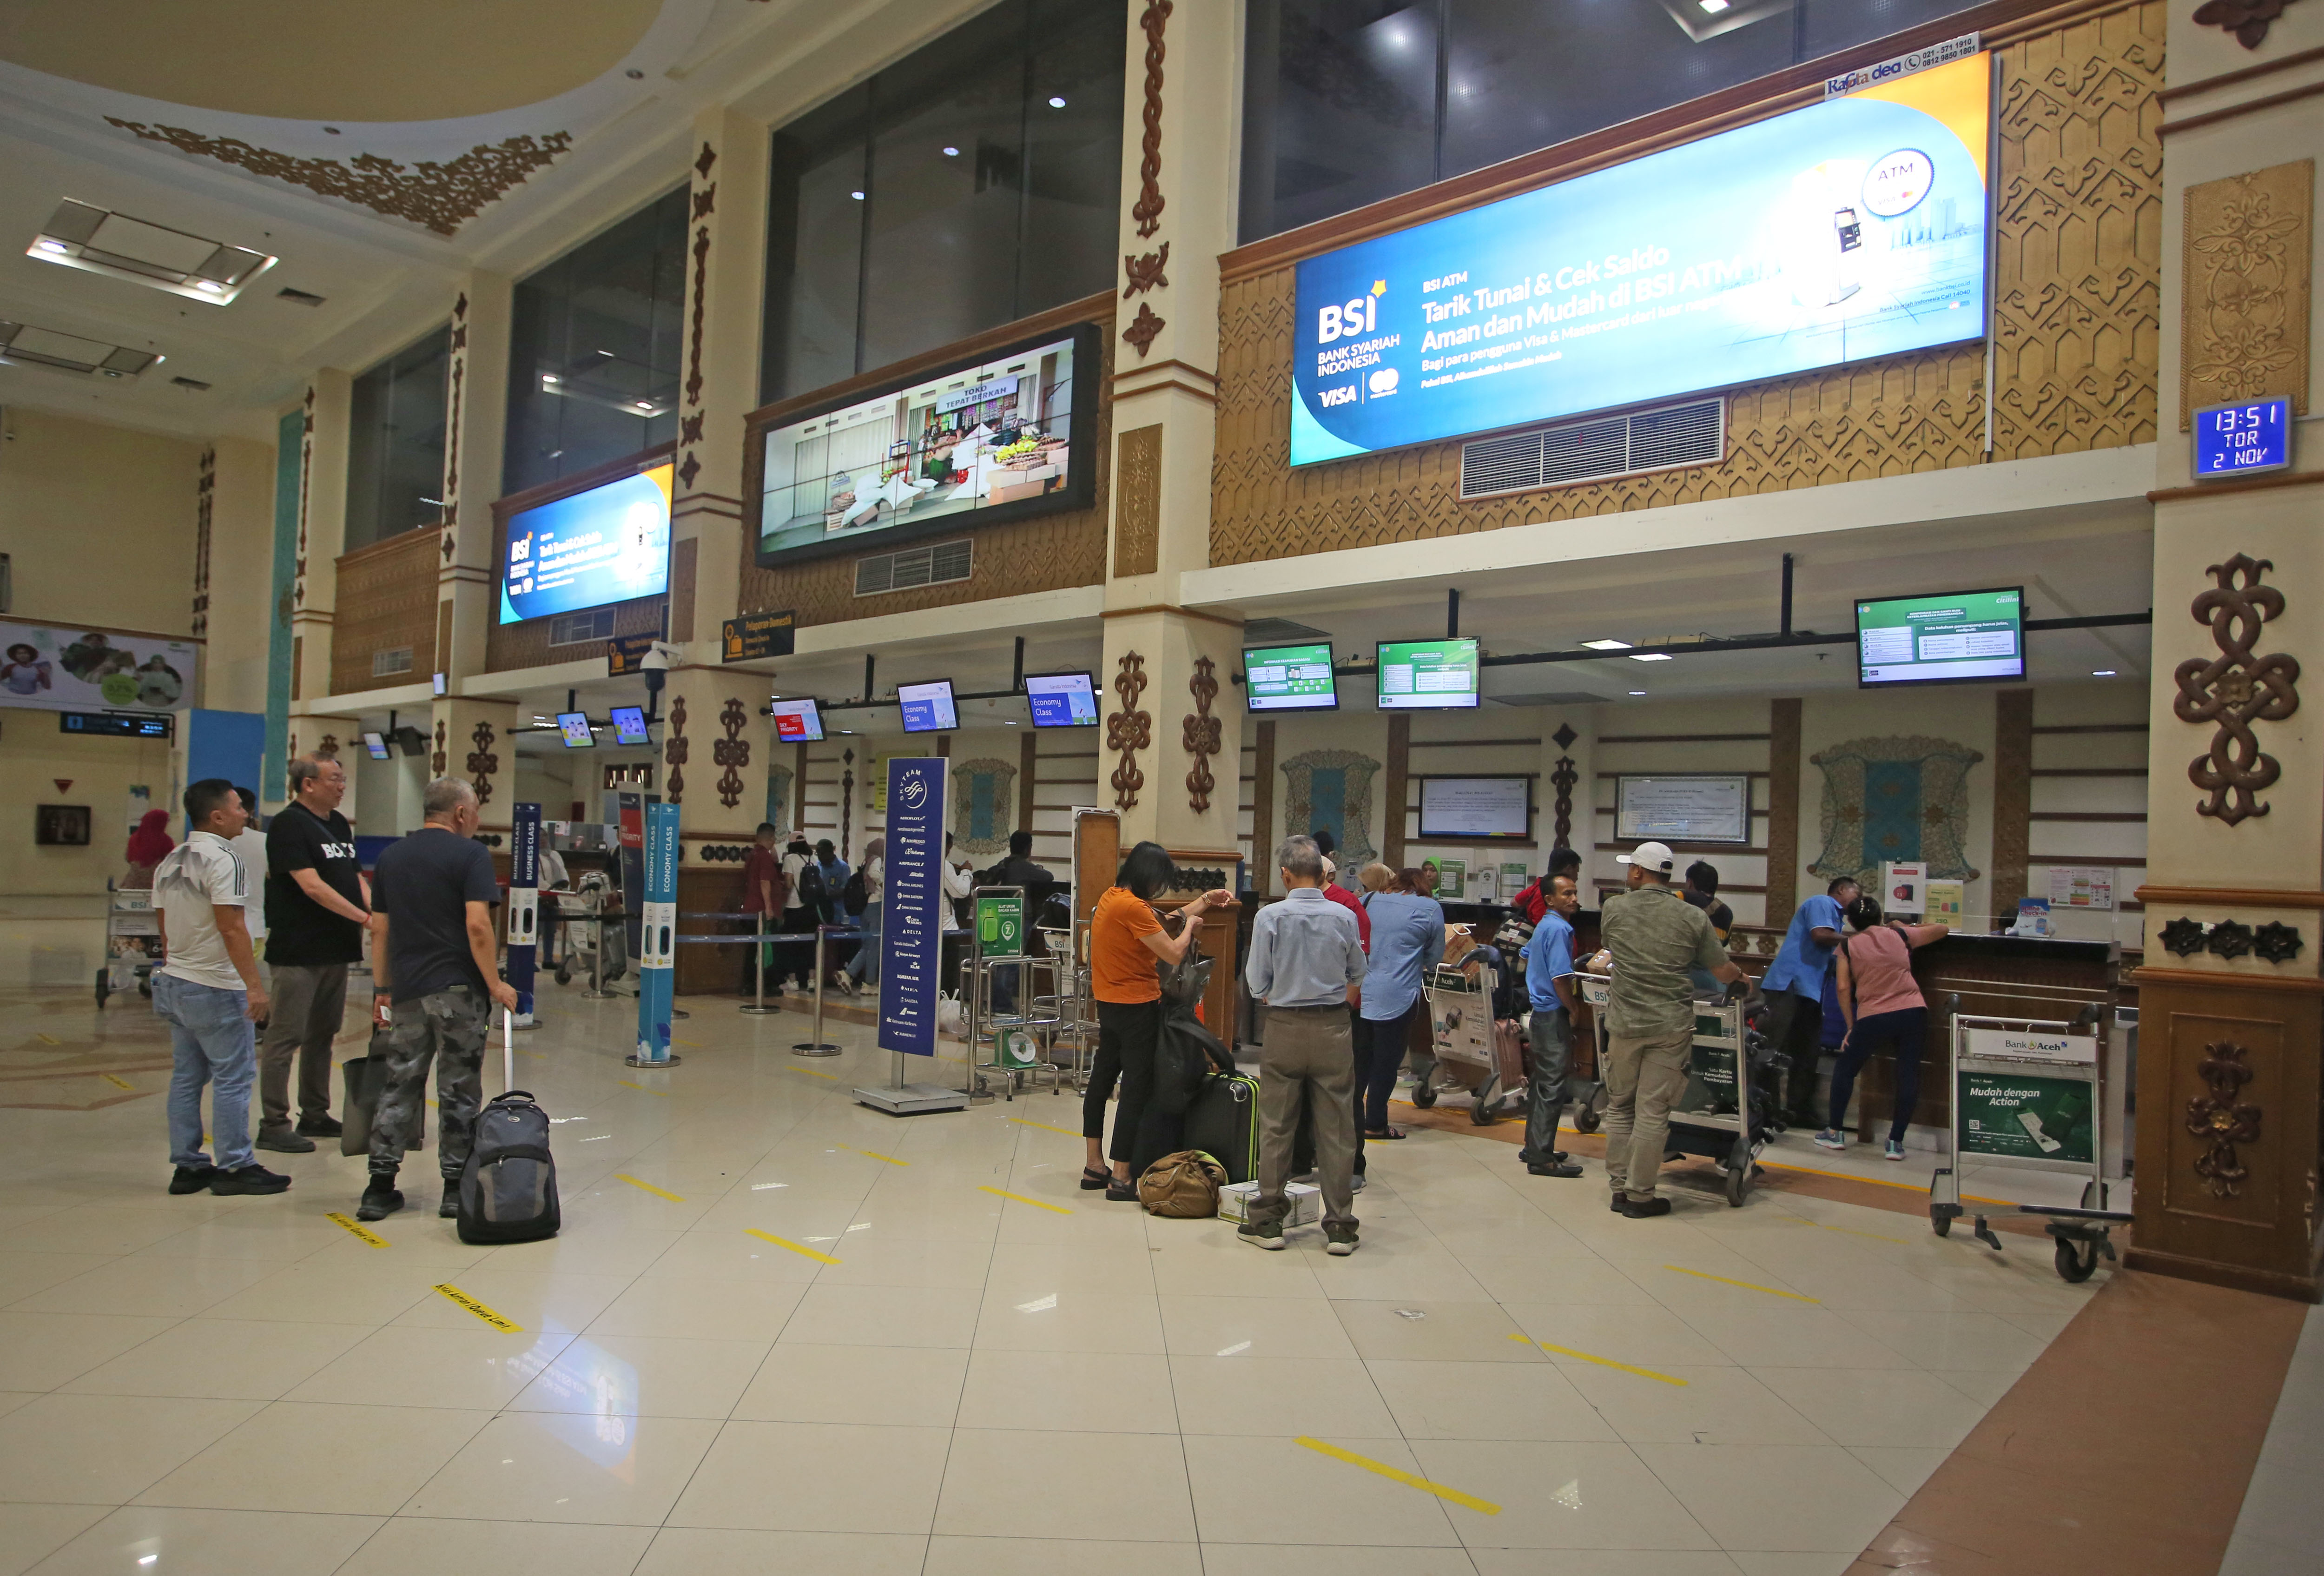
1356, 875, 1446, 1167
1761, 875, 1859, 1127
1518, 874, 1583, 1178
1241, 836, 1369, 1254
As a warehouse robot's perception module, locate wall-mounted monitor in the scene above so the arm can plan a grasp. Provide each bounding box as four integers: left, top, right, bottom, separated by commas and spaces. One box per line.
1417, 775, 1531, 839
59, 711, 172, 738
898, 679, 958, 734
1025, 671, 1098, 728
2192, 397, 2292, 480
362, 731, 391, 760
770, 697, 824, 743
498, 461, 673, 624
1616, 774, 1751, 844
555, 713, 597, 749
1289, 50, 1991, 466
1378, 638, 1480, 709
1856, 586, 2024, 688
1243, 642, 1339, 712
752, 323, 1099, 569
608, 705, 651, 746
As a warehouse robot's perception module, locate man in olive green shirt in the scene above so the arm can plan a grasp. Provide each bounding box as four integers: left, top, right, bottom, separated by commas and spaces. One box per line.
1592, 841, 1745, 1217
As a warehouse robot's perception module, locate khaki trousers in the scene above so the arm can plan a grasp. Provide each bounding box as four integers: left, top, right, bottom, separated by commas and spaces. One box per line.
259, 962, 347, 1133
1601, 1025, 1692, 1202
1254, 1005, 1358, 1229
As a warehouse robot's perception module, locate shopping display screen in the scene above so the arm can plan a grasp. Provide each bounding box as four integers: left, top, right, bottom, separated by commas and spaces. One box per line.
362, 732, 391, 760
1289, 49, 1990, 465
1377, 638, 1480, 709
898, 679, 958, 734
609, 705, 650, 746
1857, 586, 2024, 687
556, 713, 596, 749
771, 697, 824, 743
1244, 642, 1339, 712
498, 462, 673, 623
1025, 671, 1098, 728
754, 325, 1097, 568
0, 619, 196, 715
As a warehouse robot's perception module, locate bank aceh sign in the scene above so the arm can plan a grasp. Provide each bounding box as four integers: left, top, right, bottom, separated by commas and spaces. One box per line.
1289, 50, 1993, 467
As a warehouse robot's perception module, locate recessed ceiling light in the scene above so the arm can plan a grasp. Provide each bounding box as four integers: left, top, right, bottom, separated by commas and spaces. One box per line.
1047, 96, 1066, 108
943, 146, 959, 156
29, 199, 276, 304
634, 401, 653, 411
0, 318, 162, 378
850, 190, 865, 200
1629, 690, 1647, 696
2093, 669, 2117, 676
1699, 0, 1730, 12
541, 374, 560, 384
1583, 638, 1631, 650
36, 239, 65, 254
1628, 652, 1674, 662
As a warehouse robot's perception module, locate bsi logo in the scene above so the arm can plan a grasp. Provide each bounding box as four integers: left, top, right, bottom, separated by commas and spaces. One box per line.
1317, 285, 1382, 344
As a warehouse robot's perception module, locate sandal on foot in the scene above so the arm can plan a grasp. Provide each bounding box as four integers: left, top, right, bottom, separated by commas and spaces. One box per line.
1364, 1126, 1407, 1141
1079, 1166, 1110, 1190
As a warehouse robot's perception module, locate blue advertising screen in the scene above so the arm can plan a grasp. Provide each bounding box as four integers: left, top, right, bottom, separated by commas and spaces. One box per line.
2193, 398, 2292, 480
499, 463, 673, 623
898, 679, 957, 734
1025, 671, 1097, 728
609, 705, 649, 746
1290, 53, 1992, 465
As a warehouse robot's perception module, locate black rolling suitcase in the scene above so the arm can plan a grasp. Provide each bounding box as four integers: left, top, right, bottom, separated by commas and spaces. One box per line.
1183, 1070, 1261, 1184
456, 1010, 561, 1245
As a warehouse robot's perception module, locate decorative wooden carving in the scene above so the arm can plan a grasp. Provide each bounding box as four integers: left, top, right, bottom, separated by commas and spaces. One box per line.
664, 695, 690, 805
1114, 424, 1163, 576
295, 388, 314, 609
1108, 652, 1152, 811
465, 720, 499, 807
317, 734, 339, 757
1124, 302, 1165, 358
2254, 920, 2304, 963
432, 720, 447, 777
2181, 160, 2312, 427
106, 120, 569, 235
840, 748, 854, 860
1183, 656, 1221, 813
2192, 0, 2306, 48
692, 183, 716, 222
1124, 243, 1170, 298
2186, 1040, 2263, 1198
2161, 916, 2210, 956
1131, 1, 1171, 239
685, 223, 712, 410
714, 697, 752, 810
442, 292, 467, 524
192, 448, 213, 638
2174, 553, 2300, 825
2208, 918, 2257, 959
695, 142, 718, 179
1550, 760, 1578, 850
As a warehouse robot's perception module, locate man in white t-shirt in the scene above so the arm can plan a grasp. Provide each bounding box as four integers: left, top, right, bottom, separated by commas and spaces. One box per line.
151, 779, 290, 1198
229, 787, 270, 958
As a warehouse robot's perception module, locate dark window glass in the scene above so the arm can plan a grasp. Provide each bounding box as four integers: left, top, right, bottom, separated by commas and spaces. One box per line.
760, 0, 1126, 404
345, 324, 450, 550
1240, 0, 1985, 243
503, 185, 688, 497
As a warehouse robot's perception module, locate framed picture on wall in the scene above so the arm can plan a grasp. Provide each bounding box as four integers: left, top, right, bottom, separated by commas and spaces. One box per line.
36, 805, 91, 846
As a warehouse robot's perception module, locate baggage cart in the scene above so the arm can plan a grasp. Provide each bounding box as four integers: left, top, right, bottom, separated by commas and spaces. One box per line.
1413, 960, 1526, 1125
1577, 976, 1771, 1206
97, 888, 159, 1007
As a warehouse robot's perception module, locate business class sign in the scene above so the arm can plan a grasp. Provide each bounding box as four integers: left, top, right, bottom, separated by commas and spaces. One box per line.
1289, 51, 1992, 466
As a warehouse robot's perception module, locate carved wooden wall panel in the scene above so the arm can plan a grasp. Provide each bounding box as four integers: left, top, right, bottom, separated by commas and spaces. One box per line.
2181, 159, 2313, 426
330, 529, 439, 695
1114, 424, 1163, 576
1209, 3, 2164, 566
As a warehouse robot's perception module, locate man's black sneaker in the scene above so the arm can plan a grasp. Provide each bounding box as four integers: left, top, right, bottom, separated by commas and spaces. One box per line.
168, 1165, 216, 1195
1527, 1160, 1585, 1178
209, 1164, 291, 1196
356, 1178, 404, 1221
1323, 1223, 1359, 1256
256, 1129, 317, 1153
439, 1192, 461, 1219
1238, 1219, 1286, 1251
295, 1115, 343, 1138
1617, 1195, 1673, 1218
1609, 1193, 1626, 1212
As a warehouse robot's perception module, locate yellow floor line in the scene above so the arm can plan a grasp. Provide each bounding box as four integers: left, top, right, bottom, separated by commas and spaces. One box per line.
1296, 1437, 1500, 1515
746, 1227, 842, 1265
433, 1282, 522, 1331
979, 1185, 1071, 1215
614, 1173, 686, 1202
1780, 1215, 1910, 1246
1756, 1158, 2019, 1207
38, 1033, 61, 1045
1007, 1116, 1081, 1136
786, 1066, 838, 1080
617, 1080, 671, 1096
324, 1212, 389, 1248
1663, 1264, 1819, 1303
1510, 1332, 1685, 1385
851, 1148, 909, 1166
101, 1073, 134, 1090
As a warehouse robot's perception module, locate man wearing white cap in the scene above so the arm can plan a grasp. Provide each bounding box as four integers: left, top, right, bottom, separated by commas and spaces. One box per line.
1590, 840, 1745, 1216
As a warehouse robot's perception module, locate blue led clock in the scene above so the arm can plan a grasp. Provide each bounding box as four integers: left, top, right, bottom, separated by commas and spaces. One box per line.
2193, 397, 2293, 480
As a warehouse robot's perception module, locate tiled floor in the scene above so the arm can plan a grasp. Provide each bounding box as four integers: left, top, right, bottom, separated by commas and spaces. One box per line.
0, 904, 2126, 1576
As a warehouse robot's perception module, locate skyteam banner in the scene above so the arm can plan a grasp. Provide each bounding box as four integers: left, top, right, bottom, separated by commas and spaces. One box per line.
1290, 52, 1991, 467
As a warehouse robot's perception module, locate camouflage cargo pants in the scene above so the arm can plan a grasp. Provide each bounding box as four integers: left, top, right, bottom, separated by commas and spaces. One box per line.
370, 984, 489, 1178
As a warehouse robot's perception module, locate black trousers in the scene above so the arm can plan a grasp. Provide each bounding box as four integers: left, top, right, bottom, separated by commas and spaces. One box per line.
1763, 987, 1825, 1117
779, 905, 819, 987
1085, 999, 1168, 1173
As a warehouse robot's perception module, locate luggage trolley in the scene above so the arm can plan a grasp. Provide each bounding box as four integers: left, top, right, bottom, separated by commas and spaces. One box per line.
1930, 1014, 2129, 1282
1414, 960, 1526, 1125
97, 887, 160, 1007
1576, 976, 1770, 1206
966, 886, 1066, 1101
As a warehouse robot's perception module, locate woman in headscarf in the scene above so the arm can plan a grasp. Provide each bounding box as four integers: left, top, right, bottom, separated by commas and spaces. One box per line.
122, 809, 174, 889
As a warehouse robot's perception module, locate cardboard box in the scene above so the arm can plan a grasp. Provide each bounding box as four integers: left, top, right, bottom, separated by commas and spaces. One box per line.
1218, 1180, 1320, 1226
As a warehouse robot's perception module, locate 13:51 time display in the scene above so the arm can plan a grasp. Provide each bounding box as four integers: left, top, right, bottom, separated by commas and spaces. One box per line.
2192, 397, 2292, 480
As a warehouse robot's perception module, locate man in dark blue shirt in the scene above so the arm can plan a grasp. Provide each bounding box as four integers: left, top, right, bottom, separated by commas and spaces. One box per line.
1761, 876, 1859, 1128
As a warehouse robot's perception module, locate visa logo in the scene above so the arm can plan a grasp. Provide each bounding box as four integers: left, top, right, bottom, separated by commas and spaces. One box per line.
1318, 385, 1358, 407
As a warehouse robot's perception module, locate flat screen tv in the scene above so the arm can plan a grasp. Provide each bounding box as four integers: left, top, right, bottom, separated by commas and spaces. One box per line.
898, 679, 958, 734
1025, 671, 1098, 728
1856, 586, 2025, 688
1416, 775, 1530, 838
498, 461, 673, 624
770, 697, 824, 743
362, 731, 391, 760
1377, 637, 1480, 709
608, 705, 651, 746
1243, 642, 1339, 712
555, 713, 596, 749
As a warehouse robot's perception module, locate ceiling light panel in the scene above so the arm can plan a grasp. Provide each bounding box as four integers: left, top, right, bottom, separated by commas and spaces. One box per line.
0, 319, 162, 377
28, 199, 277, 304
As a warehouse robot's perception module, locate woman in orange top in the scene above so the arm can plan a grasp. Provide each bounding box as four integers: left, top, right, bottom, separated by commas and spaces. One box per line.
1082, 841, 1232, 1200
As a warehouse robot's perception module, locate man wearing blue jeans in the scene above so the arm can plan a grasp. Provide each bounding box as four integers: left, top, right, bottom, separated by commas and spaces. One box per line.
151, 779, 290, 1197
1518, 873, 1583, 1179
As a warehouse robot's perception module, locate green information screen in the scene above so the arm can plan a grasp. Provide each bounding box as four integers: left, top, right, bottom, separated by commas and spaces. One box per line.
1376, 637, 1479, 709
1856, 586, 2024, 688
1244, 642, 1339, 712
1956, 1070, 2093, 1164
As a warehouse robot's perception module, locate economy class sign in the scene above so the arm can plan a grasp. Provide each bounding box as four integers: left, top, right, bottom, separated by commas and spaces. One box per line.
1289, 52, 1991, 466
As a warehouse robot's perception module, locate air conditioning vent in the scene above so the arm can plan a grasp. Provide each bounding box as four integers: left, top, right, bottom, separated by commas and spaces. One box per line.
371, 647, 414, 678
855, 539, 972, 596
276, 287, 327, 307
548, 608, 615, 647
171, 376, 211, 392
1459, 397, 1725, 500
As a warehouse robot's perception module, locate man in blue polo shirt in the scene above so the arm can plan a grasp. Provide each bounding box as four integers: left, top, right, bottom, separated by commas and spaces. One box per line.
1760, 875, 1859, 1128
1518, 873, 1582, 1179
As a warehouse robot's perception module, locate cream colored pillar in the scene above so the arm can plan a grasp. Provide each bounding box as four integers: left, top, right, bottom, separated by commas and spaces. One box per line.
430, 696, 522, 838
438, 275, 511, 683
671, 108, 770, 654
655, 664, 772, 847
291, 371, 350, 706
201, 435, 279, 715
1098, 608, 1243, 854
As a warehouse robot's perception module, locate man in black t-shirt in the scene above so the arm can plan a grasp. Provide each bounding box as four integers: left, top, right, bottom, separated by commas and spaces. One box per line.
358, 778, 517, 1222
257, 753, 369, 1152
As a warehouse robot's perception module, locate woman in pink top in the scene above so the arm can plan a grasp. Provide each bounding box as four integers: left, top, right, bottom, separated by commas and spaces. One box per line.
1816, 895, 1948, 1160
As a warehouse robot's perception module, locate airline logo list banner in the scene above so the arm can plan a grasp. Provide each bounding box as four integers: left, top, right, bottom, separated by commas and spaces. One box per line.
1289, 52, 1991, 466
878, 756, 947, 1059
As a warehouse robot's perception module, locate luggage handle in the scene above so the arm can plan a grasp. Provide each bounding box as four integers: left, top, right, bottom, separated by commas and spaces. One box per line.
502, 1008, 515, 1095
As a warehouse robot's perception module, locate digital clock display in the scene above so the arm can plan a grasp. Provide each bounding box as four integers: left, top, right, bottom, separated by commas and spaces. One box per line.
2193, 398, 2292, 480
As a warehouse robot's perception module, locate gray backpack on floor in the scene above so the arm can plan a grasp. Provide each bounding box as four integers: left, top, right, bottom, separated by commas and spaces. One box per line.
456, 1013, 560, 1244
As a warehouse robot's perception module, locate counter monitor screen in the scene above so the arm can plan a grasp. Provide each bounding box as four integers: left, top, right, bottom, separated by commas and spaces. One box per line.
555, 712, 596, 749
898, 679, 958, 733
362, 731, 391, 761
770, 697, 824, 743
1856, 586, 2024, 688
1378, 638, 1480, 709
1243, 642, 1339, 712
1024, 671, 1098, 728
609, 705, 650, 746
